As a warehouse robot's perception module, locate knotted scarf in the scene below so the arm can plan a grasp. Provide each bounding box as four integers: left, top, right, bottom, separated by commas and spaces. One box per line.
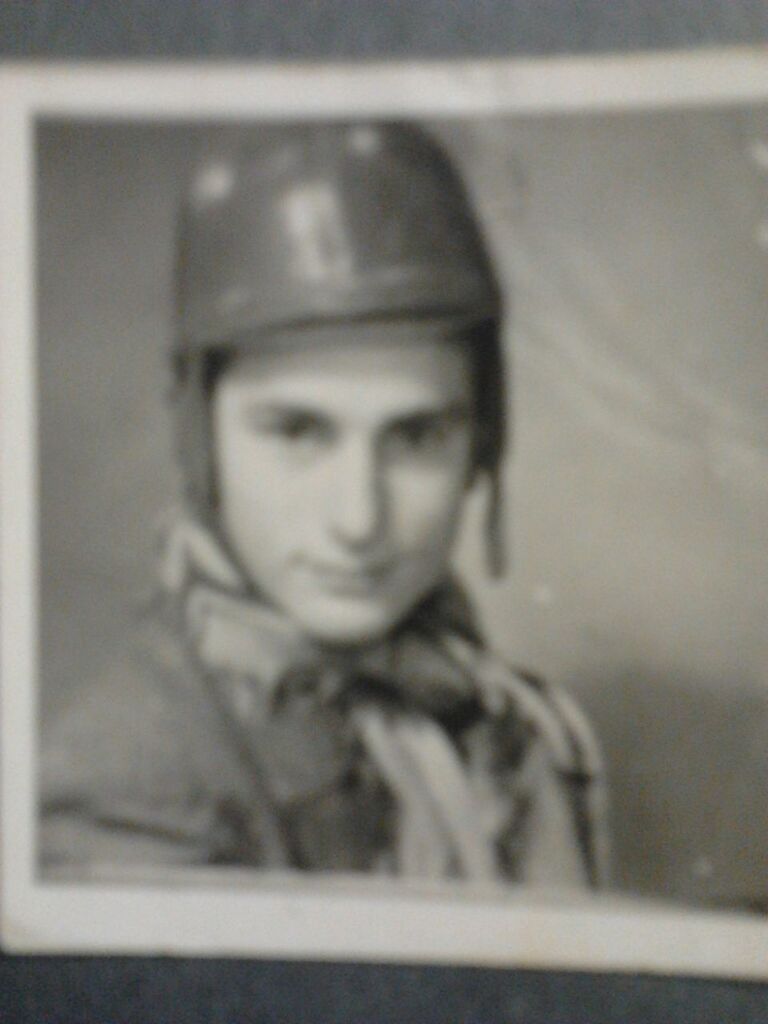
157, 515, 605, 884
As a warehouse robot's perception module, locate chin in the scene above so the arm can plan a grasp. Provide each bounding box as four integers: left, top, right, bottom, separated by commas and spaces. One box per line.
293, 599, 408, 649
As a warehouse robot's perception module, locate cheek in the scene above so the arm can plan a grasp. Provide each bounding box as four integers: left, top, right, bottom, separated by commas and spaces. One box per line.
388, 463, 469, 549
215, 437, 300, 552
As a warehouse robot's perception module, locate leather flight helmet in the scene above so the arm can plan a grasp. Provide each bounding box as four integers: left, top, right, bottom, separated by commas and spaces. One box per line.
172, 121, 508, 571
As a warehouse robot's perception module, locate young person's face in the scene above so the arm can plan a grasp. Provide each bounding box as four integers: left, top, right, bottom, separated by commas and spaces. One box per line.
212, 324, 475, 646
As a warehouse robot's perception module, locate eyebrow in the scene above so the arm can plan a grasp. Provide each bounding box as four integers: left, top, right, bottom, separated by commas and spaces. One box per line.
239, 400, 472, 429
387, 402, 472, 428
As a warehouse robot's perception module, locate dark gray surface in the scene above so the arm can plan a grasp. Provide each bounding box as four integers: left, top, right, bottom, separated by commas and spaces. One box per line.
0, 0, 767, 58
4, 2, 768, 1022
1, 959, 768, 1024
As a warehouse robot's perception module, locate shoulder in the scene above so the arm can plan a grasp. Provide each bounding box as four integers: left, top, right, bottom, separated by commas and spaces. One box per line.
39, 612, 228, 871
42, 615, 198, 792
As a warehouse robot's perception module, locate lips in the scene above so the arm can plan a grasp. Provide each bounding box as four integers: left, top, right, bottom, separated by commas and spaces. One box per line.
304, 560, 392, 596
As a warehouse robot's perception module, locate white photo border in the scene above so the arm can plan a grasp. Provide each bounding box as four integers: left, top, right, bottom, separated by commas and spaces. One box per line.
2, 50, 768, 975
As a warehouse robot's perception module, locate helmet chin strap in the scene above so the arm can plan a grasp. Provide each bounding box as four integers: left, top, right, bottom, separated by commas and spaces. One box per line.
485, 469, 507, 578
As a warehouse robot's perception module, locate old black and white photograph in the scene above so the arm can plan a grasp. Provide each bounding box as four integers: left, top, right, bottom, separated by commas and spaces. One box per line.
1, 55, 768, 973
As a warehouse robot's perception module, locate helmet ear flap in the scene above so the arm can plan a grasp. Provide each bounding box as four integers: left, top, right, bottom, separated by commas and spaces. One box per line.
172, 352, 217, 526
460, 318, 509, 577
485, 468, 507, 578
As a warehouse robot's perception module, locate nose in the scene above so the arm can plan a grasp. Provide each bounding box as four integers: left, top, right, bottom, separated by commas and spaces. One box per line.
328, 437, 384, 548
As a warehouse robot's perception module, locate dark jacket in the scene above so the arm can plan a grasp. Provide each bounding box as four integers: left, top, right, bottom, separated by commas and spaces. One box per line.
40, 526, 608, 888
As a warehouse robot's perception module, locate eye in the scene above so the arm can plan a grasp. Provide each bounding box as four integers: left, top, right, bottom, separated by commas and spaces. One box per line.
388, 415, 465, 457
397, 420, 444, 448
274, 412, 329, 443
242, 408, 333, 450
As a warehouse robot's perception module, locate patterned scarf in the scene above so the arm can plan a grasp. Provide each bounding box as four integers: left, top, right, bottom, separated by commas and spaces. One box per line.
157, 515, 602, 883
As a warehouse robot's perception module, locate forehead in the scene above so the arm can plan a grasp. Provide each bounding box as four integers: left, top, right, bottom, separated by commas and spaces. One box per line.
217, 323, 473, 418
